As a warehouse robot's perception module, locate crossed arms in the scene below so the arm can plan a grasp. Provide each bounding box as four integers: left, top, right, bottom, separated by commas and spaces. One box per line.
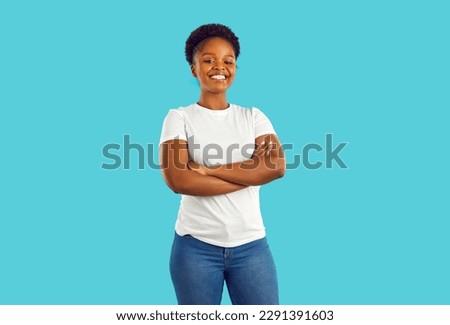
159, 134, 286, 196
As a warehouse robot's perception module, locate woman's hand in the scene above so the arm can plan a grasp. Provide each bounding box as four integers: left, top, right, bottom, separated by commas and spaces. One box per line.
188, 161, 209, 176
252, 140, 275, 158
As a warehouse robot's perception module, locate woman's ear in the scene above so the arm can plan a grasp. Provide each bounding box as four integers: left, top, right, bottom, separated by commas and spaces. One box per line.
190, 64, 197, 78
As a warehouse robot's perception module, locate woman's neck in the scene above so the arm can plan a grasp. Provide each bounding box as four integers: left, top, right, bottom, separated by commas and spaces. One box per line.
197, 93, 228, 110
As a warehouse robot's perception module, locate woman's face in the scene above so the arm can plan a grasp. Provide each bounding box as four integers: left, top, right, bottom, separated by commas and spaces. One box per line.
191, 37, 236, 94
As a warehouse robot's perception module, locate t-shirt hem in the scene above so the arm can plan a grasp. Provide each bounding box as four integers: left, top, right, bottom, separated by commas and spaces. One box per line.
175, 229, 267, 248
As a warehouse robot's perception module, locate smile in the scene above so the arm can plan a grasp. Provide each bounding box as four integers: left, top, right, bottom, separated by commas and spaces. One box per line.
210, 74, 226, 80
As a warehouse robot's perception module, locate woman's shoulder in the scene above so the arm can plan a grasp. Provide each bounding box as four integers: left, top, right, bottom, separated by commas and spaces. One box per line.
164, 103, 196, 117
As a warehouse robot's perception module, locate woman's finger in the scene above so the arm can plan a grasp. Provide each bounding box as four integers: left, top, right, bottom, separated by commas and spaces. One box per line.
265, 141, 274, 156
253, 141, 267, 157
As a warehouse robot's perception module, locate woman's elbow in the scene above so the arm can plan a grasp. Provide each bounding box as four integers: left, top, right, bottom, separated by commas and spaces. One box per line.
169, 183, 181, 194
161, 171, 183, 194
277, 167, 286, 179
167, 177, 189, 194
273, 167, 285, 180
163, 178, 179, 193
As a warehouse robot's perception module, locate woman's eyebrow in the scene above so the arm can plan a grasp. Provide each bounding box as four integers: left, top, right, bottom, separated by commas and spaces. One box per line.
201, 53, 235, 58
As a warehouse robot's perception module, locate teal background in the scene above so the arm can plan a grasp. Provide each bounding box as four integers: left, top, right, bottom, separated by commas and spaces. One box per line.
1, 0, 449, 304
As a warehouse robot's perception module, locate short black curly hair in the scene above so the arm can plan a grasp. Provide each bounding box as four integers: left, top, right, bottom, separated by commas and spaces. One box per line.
185, 23, 240, 65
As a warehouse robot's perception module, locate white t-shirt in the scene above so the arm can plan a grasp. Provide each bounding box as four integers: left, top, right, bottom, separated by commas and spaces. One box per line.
159, 102, 276, 247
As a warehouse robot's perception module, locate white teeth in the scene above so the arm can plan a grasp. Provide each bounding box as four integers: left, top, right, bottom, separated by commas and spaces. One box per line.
211, 75, 226, 80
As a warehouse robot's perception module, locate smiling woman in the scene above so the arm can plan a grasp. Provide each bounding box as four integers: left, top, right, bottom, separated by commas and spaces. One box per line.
190, 37, 237, 98
158, 23, 285, 305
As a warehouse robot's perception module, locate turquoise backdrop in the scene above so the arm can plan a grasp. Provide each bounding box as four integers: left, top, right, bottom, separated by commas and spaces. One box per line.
1, 0, 449, 304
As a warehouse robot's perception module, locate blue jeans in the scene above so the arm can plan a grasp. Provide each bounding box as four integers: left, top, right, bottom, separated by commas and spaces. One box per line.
169, 233, 279, 305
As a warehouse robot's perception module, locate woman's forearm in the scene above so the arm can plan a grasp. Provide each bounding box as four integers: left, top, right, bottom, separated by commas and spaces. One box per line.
205, 155, 286, 186
163, 168, 247, 196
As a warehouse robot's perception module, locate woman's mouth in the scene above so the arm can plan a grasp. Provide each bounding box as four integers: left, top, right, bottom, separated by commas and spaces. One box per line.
210, 74, 226, 80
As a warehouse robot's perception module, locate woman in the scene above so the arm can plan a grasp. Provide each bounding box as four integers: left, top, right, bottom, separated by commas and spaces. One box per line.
159, 23, 285, 305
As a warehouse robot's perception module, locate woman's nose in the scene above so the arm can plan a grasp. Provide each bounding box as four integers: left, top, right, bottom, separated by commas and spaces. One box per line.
213, 63, 225, 71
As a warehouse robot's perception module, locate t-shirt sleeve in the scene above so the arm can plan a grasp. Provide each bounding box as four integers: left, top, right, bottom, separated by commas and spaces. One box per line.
159, 109, 187, 146
252, 107, 277, 138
